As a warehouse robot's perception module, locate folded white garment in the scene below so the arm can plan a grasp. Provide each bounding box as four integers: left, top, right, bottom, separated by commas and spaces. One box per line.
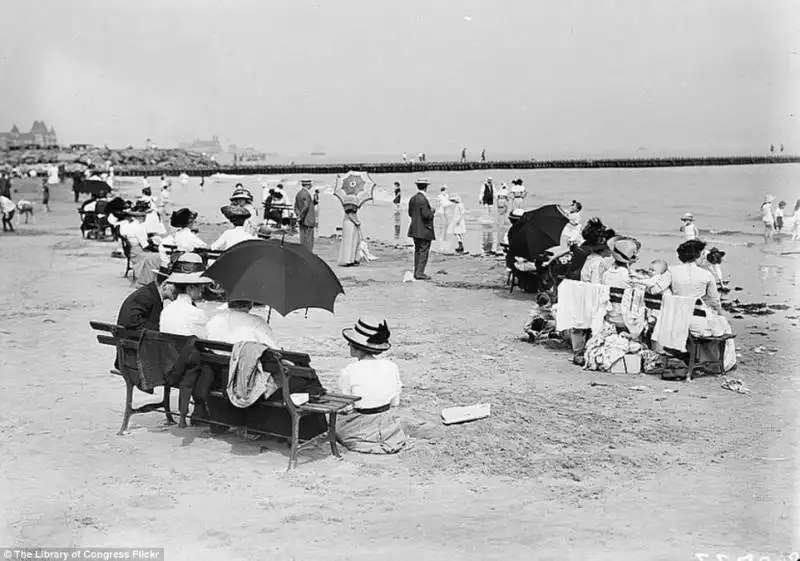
556, 280, 610, 332
653, 294, 697, 352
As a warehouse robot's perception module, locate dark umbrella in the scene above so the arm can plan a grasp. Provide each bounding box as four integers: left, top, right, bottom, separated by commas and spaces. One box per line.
203, 239, 344, 317
507, 204, 569, 261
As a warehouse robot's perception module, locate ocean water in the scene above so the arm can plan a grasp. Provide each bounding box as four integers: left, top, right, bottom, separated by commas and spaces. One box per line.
128, 163, 800, 301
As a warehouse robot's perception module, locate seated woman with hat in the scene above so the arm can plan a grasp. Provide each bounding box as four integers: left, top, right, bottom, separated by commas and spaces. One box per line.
118, 209, 161, 287
158, 207, 207, 269
159, 268, 215, 427
211, 205, 256, 251
337, 318, 407, 454
602, 236, 644, 331
230, 186, 259, 235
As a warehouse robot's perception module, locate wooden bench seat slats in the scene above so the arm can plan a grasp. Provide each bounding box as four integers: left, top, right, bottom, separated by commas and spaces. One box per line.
92, 322, 361, 470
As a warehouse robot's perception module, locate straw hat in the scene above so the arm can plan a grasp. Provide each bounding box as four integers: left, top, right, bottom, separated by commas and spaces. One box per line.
449, 193, 462, 203
221, 204, 251, 220
172, 252, 205, 274
764, 194, 775, 203
415, 177, 431, 186
170, 208, 197, 228
256, 224, 273, 239
230, 188, 253, 202
681, 212, 694, 222
300, 178, 313, 188
165, 272, 213, 285
342, 318, 392, 354
607, 236, 641, 264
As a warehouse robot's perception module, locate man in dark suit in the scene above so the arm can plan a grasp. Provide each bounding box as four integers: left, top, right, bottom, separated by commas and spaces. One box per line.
407, 177, 436, 280
294, 178, 316, 252
117, 270, 169, 329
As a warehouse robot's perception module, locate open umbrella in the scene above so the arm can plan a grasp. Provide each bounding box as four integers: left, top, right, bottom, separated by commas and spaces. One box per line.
507, 204, 570, 261
333, 171, 376, 208
203, 238, 344, 317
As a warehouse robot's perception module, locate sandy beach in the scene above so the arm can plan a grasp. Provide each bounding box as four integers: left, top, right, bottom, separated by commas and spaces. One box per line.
1, 177, 798, 560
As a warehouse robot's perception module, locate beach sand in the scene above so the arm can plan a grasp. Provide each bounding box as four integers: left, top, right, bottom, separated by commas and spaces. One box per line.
0, 178, 798, 560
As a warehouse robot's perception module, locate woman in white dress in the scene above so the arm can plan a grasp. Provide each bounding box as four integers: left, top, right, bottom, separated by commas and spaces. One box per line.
669, 239, 736, 371
337, 203, 363, 266
337, 318, 407, 454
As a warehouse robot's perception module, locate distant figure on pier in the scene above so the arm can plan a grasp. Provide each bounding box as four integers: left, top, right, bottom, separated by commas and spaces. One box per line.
481, 149, 486, 162
418, 152, 424, 162
402, 152, 408, 163
461, 148, 467, 162
770, 144, 775, 154
780, 143, 785, 153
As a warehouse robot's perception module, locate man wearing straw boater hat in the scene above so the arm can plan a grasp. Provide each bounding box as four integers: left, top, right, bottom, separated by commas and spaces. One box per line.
211, 205, 256, 251
407, 177, 435, 280
337, 317, 407, 454
294, 178, 316, 252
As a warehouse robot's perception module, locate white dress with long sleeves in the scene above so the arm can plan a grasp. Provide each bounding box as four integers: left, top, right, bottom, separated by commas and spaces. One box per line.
160, 294, 208, 338
336, 357, 406, 454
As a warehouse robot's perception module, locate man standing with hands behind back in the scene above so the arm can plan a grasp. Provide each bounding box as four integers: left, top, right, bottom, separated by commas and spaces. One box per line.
294, 178, 316, 252
408, 177, 435, 280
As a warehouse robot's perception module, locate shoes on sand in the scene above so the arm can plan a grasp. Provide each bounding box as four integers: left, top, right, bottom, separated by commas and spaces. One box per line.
414, 274, 432, 280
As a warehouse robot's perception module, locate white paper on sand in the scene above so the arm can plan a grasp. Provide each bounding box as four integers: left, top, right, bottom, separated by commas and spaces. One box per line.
402, 271, 415, 282
441, 403, 491, 425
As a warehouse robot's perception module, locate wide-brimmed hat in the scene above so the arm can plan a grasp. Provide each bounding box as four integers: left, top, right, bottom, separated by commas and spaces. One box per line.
415, 177, 431, 186
172, 252, 205, 274
230, 188, 253, 202
342, 318, 392, 354
256, 224, 273, 239
764, 194, 775, 203
164, 272, 213, 285
170, 208, 197, 228
509, 209, 525, 221
221, 204, 251, 221
681, 212, 694, 221
607, 236, 641, 264
449, 193, 462, 203
300, 178, 313, 187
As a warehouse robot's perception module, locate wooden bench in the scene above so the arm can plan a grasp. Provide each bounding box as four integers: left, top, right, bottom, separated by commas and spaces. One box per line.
89, 321, 361, 470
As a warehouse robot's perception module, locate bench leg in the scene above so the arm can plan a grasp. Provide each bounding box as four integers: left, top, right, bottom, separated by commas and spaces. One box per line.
329, 412, 341, 459
718, 340, 727, 376
685, 339, 697, 382
178, 387, 191, 428
163, 386, 175, 425
287, 413, 301, 471
118, 380, 134, 435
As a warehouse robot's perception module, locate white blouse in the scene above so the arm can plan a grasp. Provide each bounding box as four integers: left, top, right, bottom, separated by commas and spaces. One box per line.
670, 262, 722, 313
339, 358, 402, 410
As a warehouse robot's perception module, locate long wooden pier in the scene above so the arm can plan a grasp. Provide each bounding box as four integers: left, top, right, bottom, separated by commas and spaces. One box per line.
114, 155, 800, 177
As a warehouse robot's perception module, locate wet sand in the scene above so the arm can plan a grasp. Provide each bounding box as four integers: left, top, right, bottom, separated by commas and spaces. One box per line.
0, 179, 797, 560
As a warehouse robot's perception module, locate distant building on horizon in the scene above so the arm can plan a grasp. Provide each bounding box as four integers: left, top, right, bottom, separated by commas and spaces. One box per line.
0, 121, 58, 149
179, 134, 224, 154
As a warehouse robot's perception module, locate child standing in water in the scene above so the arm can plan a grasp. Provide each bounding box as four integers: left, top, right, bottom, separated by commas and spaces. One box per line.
680, 213, 699, 240
450, 193, 467, 254
775, 200, 787, 234
792, 199, 800, 241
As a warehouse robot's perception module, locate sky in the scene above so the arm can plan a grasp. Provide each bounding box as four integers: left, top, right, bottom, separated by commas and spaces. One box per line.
1, 0, 798, 158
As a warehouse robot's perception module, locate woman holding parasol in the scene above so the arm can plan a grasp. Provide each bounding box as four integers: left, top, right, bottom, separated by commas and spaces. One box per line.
334, 171, 377, 267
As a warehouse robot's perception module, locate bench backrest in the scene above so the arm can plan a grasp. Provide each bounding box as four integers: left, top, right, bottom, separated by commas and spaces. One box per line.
607, 285, 707, 317
90, 322, 314, 409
